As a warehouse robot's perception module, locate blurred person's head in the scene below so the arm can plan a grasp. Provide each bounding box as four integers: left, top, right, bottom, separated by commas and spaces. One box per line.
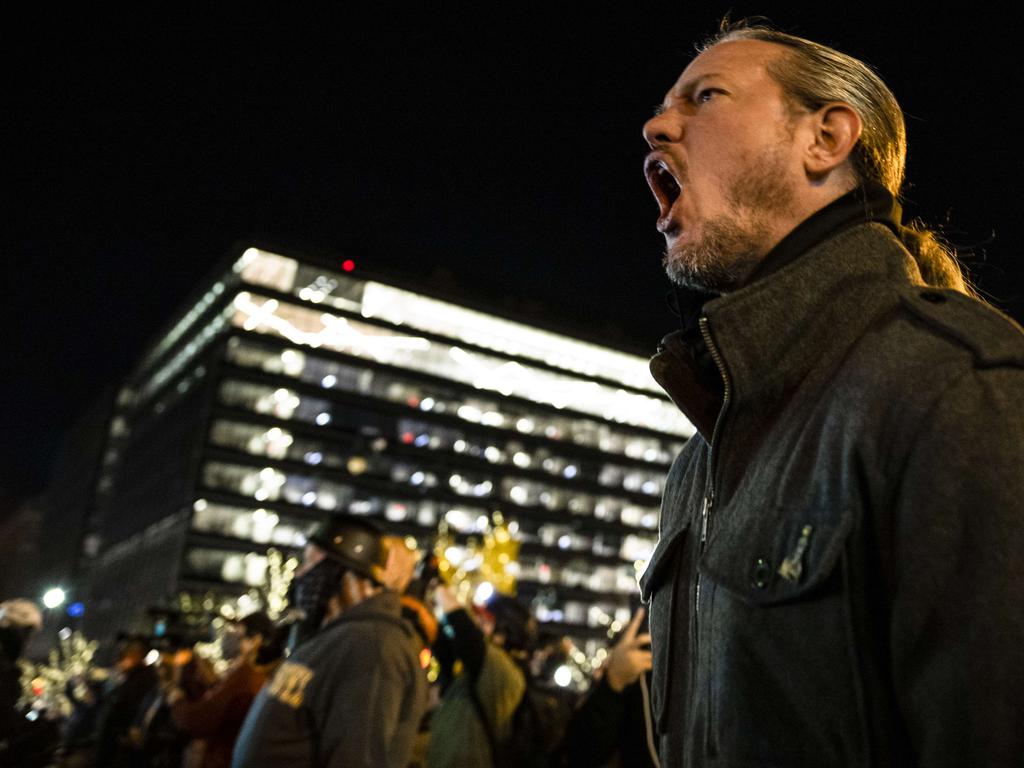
115, 635, 149, 672
234, 610, 285, 665
481, 595, 538, 665
529, 631, 571, 680
0, 599, 43, 659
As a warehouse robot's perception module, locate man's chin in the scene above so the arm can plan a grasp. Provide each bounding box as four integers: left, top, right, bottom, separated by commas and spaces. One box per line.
662, 230, 765, 294
662, 248, 723, 294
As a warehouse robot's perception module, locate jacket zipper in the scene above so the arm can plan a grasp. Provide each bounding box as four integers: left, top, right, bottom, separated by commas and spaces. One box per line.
692, 315, 731, 755
696, 316, 732, 611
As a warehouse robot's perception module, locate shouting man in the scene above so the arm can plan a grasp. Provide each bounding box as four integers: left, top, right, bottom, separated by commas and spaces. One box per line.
639, 21, 1024, 767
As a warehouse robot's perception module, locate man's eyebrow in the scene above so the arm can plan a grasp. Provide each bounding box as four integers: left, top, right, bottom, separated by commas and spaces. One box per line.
652, 72, 724, 115
671, 72, 721, 100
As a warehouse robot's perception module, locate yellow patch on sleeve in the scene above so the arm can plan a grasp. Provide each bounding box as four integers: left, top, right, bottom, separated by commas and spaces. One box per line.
267, 661, 314, 709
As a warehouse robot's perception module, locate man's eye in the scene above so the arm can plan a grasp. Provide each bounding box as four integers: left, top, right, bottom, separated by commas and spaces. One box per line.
695, 88, 718, 104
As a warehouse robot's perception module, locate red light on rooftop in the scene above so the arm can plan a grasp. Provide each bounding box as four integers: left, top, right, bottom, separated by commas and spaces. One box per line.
342, 259, 356, 272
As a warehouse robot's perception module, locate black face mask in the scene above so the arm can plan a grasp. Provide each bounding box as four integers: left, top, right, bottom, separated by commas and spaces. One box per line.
287, 558, 344, 652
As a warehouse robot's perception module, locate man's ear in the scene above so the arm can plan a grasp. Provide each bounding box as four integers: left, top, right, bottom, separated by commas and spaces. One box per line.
803, 102, 862, 180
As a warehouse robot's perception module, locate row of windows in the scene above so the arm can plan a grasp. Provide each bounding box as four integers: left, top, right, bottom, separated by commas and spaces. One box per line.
235, 247, 662, 395
228, 291, 690, 437
200, 445, 660, 534
135, 311, 229, 407
189, 496, 657, 571
223, 336, 685, 464
138, 280, 229, 376
208, 415, 665, 506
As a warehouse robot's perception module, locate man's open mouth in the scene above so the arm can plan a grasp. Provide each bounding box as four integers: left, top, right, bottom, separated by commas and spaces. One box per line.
644, 155, 682, 233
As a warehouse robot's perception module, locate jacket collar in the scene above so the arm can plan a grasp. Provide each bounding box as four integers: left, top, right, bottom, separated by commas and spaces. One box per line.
652, 184, 919, 441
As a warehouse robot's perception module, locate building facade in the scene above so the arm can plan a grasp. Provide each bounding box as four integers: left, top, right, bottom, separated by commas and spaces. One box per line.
81, 246, 693, 654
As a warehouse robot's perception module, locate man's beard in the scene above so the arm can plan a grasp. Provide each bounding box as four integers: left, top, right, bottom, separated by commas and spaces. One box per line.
663, 143, 796, 294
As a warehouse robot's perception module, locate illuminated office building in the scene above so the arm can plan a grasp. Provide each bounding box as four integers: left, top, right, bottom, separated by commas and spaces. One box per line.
82, 246, 694, 651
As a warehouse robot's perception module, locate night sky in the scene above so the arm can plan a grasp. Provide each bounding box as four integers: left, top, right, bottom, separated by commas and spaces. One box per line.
5, 5, 1022, 512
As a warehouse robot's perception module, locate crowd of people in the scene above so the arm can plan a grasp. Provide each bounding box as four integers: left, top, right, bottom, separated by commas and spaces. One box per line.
1, 514, 659, 768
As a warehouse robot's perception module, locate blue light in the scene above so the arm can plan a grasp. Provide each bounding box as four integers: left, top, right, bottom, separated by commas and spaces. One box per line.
66, 602, 85, 618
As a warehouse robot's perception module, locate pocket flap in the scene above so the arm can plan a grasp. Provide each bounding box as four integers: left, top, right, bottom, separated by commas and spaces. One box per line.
639, 517, 691, 602
699, 506, 853, 606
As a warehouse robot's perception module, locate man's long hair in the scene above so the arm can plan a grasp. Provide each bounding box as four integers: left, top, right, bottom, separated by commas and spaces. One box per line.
706, 21, 973, 295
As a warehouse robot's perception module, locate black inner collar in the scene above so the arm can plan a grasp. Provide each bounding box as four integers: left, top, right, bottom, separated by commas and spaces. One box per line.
744, 181, 903, 285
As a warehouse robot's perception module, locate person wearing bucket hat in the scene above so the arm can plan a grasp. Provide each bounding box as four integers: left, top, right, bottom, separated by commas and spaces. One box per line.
232, 514, 427, 768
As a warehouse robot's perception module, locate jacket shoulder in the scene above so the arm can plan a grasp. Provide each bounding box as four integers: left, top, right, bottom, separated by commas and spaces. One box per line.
896, 286, 1024, 369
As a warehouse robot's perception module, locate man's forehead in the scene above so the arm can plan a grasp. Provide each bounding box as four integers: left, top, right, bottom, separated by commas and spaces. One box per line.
669, 39, 782, 94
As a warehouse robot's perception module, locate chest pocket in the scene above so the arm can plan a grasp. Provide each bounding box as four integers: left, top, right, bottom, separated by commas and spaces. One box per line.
696, 507, 859, 763
699, 505, 853, 605
639, 516, 690, 602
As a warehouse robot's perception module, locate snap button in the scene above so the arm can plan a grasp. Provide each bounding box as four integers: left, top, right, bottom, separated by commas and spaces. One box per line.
751, 558, 772, 589
920, 290, 946, 304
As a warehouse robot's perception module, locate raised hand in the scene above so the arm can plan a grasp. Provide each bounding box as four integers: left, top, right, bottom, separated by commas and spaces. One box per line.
605, 607, 652, 693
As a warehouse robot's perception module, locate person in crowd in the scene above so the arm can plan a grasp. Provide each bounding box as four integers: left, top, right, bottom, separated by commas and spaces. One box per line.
168, 611, 283, 768
0, 599, 59, 768
427, 583, 524, 768
638, 18, 1024, 766
565, 607, 657, 768
285, 524, 418, 654
231, 514, 426, 768
123, 642, 190, 768
93, 635, 159, 767
171, 648, 221, 768
427, 586, 565, 768
59, 667, 110, 767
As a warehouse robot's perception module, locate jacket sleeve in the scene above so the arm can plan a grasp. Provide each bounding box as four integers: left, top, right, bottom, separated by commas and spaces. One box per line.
889, 366, 1024, 764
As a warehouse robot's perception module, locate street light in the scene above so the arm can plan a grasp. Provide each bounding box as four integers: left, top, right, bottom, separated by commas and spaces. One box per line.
42, 587, 66, 610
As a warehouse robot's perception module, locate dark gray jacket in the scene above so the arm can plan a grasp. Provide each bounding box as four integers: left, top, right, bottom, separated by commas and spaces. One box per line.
640, 219, 1024, 767
232, 591, 427, 768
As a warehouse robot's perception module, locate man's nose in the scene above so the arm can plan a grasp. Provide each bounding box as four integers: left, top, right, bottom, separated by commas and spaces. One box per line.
643, 111, 681, 149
